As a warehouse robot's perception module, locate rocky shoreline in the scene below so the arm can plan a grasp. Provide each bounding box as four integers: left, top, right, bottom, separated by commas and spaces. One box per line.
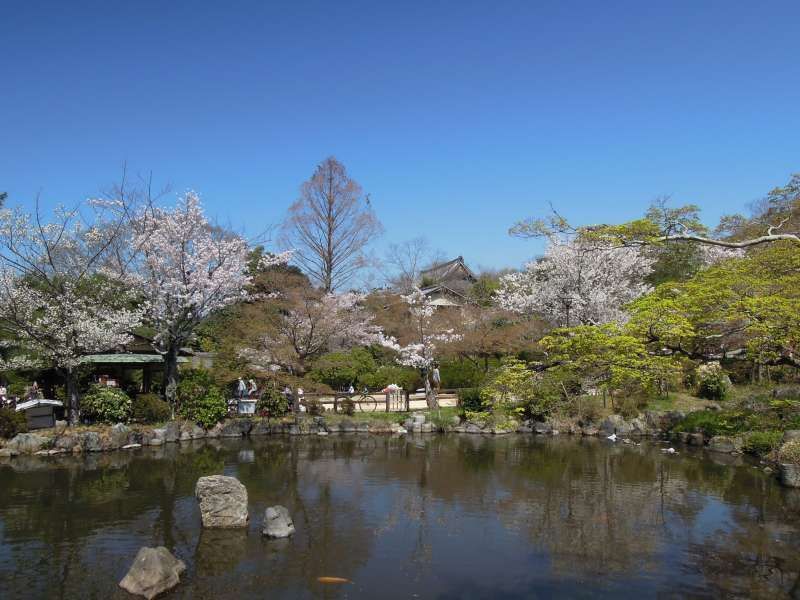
2, 410, 798, 487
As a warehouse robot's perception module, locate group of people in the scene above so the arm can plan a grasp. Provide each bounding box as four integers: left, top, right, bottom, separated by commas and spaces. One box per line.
235, 377, 259, 399
0, 381, 42, 408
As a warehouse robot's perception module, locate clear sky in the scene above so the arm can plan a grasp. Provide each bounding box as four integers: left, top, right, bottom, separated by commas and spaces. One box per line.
2, 1, 799, 274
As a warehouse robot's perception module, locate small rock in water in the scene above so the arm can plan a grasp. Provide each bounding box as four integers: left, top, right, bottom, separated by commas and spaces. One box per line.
118, 546, 186, 600
262, 505, 295, 538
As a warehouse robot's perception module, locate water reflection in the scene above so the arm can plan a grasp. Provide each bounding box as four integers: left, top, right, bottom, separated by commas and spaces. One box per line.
1, 435, 799, 599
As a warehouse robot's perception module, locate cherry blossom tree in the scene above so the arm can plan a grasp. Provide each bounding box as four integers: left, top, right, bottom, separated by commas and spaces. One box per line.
131, 191, 289, 406
0, 197, 143, 424
239, 290, 389, 376
391, 288, 461, 409
495, 237, 654, 326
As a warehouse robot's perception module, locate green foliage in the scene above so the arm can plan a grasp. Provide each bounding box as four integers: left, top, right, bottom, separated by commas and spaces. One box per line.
672, 409, 781, 437
439, 358, 488, 389
469, 275, 500, 307
742, 430, 783, 456
0, 407, 27, 438
131, 393, 171, 424
179, 386, 227, 429
257, 387, 289, 419
81, 385, 133, 423
479, 358, 539, 419
310, 348, 377, 390
778, 439, 800, 464
696, 363, 732, 400
458, 387, 483, 414
360, 365, 419, 391
541, 324, 678, 400
177, 368, 227, 428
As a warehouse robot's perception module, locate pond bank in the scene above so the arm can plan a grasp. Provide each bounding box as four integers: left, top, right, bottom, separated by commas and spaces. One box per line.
2, 409, 798, 487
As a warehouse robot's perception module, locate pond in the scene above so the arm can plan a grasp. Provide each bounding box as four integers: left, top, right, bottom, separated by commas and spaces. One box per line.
1, 434, 799, 599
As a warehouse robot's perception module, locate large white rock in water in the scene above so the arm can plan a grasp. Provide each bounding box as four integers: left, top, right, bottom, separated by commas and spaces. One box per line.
118, 546, 186, 599
262, 505, 295, 538
195, 475, 249, 528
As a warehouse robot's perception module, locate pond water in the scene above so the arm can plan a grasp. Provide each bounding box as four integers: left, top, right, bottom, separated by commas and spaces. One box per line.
1, 434, 800, 599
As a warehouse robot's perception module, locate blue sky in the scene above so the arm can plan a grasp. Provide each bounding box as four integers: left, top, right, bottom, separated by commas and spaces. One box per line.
2, 1, 799, 274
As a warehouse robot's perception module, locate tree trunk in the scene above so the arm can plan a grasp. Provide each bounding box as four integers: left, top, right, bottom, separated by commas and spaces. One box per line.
422, 367, 439, 410
66, 368, 80, 426
163, 344, 179, 416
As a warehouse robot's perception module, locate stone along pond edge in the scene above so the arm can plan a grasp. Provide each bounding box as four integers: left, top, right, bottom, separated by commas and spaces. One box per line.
1, 411, 799, 488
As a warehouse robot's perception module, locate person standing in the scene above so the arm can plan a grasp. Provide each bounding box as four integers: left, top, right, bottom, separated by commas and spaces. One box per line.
431, 364, 441, 393
236, 377, 247, 399
248, 378, 258, 398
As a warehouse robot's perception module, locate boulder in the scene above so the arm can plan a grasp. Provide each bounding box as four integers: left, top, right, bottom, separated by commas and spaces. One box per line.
420, 422, 433, 433
110, 423, 132, 448
516, 422, 534, 433
206, 422, 224, 438
708, 435, 742, 454
581, 425, 599, 436
261, 505, 295, 538
629, 417, 650, 436
6, 433, 49, 455
250, 420, 272, 436
339, 419, 356, 433
782, 430, 800, 444
220, 419, 252, 438
356, 422, 370, 433
180, 422, 205, 441
600, 415, 633, 436
412, 413, 426, 425
773, 385, 800, 401
80, 432, 102, 452
118, 546, 186, 600
147, 428, 166, 446
465, 423, 483, 434
53, 420, 67, 435
533, 421, 552, 435
402, 418, 414, 430
163, 421, 181, 443
54, 435, 79, 453
778, 463, 800, 488
195, 475, 248, 528
688, 433, 705, 446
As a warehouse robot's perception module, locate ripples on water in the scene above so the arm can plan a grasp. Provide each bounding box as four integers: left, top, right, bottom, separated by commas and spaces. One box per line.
1, 435, 799, 599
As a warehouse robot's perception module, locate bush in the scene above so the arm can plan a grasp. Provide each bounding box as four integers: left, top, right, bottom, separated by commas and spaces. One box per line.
310, 348, 377, 390
257, 387, 289, 419
81, 385, 132, 423
339, 397, 355, 416
696, 362, 732, 401
132, 393, 171, 424
458, 388, 483, 414
179, 386, 227, 429
672, 408, 780, 437
305, 398, 323, 416
615, 396, 647, 420
778, 439, 800, 464
479, 358, 536, 414
439, 358, 489, 389
176, 368, 217, 409
360, 365, 420, 392
742, 430, 783, 456
0, 407, 27, 438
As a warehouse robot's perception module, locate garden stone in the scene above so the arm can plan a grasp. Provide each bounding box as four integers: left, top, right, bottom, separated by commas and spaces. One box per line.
581, 425, 599, 436
782, 430, 800, 444
412, 413, 426, 425
630, 417, 649, 436
357, 422, 370, 433
600, 415, 633, 436
180, 422, 205, 441
54, 420, 67, 435
708, 435, 742, 453
54, 435, 79, 453
339, 419, 356, 433
80, 431, 102, 452
0, 447, 17, 458
206, 423, 224, 438
517, 422, 533, 433
164, 421, 181, 443
122, 443, 142, 450
110, 423, 132, 448
534, 422, 552, 435
6, 433, 49, 455
773, 385, 800, 400
195, 475, 248, 528
421, 422, 433, 433
220, 419, 252, 438
402, 418, 414, 430
262, 505, 295, 538
118, 546, 186, 600
250, 420, 272, 436
778, 463, 800, 488
148, 428, 166, 445
688, 433, 705, 446
465, 423, 483, 434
